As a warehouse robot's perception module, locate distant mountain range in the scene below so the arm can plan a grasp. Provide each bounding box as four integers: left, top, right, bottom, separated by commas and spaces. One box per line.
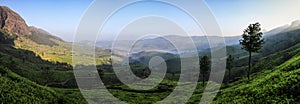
97, 35, 241, 53
96, 20, 300, 54
264, 20, 300, 37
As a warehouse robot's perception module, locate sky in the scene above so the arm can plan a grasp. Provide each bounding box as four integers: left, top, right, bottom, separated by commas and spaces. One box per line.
1, 0, 300, 41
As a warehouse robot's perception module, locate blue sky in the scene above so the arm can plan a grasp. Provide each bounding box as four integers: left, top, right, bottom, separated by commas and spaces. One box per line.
1, 0, 300, 41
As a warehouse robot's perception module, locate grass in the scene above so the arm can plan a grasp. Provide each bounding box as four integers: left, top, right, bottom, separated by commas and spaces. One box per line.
0, 66, 60, 103
212, 53, 300, 103
1, 29, 300, 103
0, 66, 88, 103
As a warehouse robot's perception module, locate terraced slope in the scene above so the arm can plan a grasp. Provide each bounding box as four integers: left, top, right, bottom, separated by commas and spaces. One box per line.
213, 50, 300, 103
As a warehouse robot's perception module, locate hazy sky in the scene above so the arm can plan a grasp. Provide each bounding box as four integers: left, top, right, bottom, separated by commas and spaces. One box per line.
1, 0, 300, 41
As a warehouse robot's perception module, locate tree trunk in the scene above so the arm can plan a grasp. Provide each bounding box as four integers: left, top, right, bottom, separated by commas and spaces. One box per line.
202, 74, 205, 87
248, 52, 252, 81
228, 68, 231, 82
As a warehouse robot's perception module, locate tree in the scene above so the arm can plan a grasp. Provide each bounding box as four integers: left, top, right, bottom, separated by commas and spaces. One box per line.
200, 55, 211, 87
239, 22, 264, 80
226, 55, 234, 82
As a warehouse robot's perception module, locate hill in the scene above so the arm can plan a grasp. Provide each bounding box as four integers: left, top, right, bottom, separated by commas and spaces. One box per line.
0, 6, 31, 36
0, 66, 87, 103
0, 6, 110, 65
98, 42, 300, 104
0, 6, 88, 103
213, 46, 300, 103
1, 5, 300, 103
0, 66, 60, 103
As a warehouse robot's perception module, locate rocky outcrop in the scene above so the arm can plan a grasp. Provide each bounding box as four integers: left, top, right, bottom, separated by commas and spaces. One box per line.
0, 6, 31, 36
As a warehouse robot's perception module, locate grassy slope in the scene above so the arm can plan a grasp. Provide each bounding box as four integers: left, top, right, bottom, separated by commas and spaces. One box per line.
0, 44, 75, 85
15, 35, 111, 65
89, 43, 300, 104
213, 48, 300, 103
0, 66, 87, 103
223, 43, 300, 82
0, 66, 60, 103
63, 50, 300, 104
14, 36, 73, 64
2, 25, 300, 103
0, 30, 112, 86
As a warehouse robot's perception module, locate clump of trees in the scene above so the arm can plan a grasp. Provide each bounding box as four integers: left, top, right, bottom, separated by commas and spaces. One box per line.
240, 22, 264, 80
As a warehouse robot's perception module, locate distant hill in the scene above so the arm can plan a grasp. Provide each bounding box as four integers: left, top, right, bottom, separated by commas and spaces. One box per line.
96, 20, 300, 58
264, 25, 289, 37
264, 20, 300, 37
206, 20, 300, 60
28, 26, 64, 46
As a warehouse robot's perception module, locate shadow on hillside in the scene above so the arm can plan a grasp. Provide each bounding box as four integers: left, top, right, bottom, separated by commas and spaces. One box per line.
0, 31, 77, 88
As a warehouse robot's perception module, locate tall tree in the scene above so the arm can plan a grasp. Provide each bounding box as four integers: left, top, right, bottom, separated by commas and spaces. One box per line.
226, 55, 234, 82
200, 55, 211, 87
240, 22, 264, 80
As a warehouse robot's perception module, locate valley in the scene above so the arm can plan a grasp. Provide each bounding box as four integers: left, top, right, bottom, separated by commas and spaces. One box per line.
0, 4, 300, 104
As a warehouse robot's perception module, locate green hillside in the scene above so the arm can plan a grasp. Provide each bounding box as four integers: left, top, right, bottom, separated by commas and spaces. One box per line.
1, 5, 300, 103
0, 66, 59, 103
223, 42, 300, 83
213, 53, 300, 103
213, 45, 300, 103
2, 27, 300, 103
91, 43, 300, 104
0, 43, 76, 86
0, 66, 87, 103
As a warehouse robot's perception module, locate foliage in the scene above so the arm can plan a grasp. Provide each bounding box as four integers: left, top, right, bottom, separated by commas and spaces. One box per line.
240, 22, 264, 80
1, 19, 300, 103
200, 55, 211, 87
226, 55, 234, 81
240, 23, 264, 53
0, 66, 59, 103
213, 54, 300, 103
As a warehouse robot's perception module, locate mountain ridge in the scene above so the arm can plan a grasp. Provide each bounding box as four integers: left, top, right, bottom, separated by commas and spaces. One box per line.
0, 6, 77, 64
0, 6, 64, 44
0, 6, 31, 36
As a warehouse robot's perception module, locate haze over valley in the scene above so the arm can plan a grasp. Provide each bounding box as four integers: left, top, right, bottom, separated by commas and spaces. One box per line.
0, 0, 300, 103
